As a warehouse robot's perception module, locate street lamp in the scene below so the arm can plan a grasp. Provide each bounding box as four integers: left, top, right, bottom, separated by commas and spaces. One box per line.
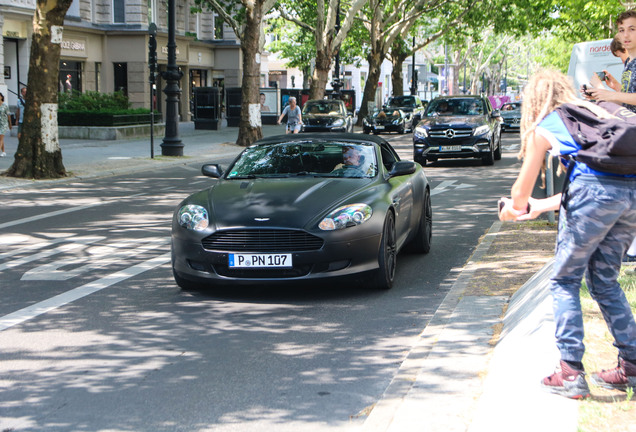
410, 37, 417, 96
161, 0, 184, 156
330, 0, 343, 97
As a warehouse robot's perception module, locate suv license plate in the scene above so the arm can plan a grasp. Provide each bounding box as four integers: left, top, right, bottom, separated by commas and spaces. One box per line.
440, 145, 461, 152
229, 253, 292, 268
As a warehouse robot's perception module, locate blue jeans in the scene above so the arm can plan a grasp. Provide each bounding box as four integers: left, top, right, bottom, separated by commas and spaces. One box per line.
551, 174, 636, 362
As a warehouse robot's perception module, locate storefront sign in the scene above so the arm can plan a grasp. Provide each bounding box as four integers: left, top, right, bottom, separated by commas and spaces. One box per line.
61, 38, 87, 58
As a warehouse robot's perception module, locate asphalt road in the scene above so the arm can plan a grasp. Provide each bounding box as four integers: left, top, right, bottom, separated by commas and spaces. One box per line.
0, 132, 523, 432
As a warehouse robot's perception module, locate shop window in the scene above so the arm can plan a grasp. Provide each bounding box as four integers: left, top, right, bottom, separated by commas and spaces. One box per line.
59, 60, 82, 93
114, 63, 128, 95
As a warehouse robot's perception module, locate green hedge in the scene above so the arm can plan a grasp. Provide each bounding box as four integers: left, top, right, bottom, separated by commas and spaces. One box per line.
58, 111, 153, 126
58, 91, 153, 126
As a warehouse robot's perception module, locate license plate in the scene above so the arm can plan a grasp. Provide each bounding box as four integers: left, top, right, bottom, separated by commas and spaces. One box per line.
229, 253, 292, 268
440, 145, 461, 152
375, 125, 385, 130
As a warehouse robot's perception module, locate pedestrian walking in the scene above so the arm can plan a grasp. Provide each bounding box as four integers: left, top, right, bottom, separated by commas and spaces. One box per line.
498, 69, 636, 399
277, 96, 302, 134
0, 92, 12, 157
16, 86, 26, 140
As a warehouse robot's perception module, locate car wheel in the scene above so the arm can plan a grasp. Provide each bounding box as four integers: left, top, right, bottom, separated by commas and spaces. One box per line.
494, 133, 502, 160
173, 269, 201, 291
398, 124, 405, 134
374, 211, 397, 290
409, 190, 432, 254
415, 156, 426, 167
482, 143, 495, 165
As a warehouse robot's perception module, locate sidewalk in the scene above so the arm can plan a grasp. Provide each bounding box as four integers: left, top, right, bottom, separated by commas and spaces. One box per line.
0, 125, 574, 431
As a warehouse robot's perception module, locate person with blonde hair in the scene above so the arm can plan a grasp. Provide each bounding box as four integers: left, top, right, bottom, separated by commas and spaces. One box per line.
499, 69, 636, 399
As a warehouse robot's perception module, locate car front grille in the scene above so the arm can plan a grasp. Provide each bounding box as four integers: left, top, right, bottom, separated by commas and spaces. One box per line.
429, 128, 473, 139
212, 265, 312, 278
202, 229, 324, 252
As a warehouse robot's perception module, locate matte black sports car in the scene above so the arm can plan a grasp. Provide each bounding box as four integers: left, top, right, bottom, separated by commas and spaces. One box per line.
413, 95, 502, 166
301, 99, 354, 133
171, 133, 432, 290
384, 95, 426, 125
500, 102, 522, 132
363, 109, 414, 134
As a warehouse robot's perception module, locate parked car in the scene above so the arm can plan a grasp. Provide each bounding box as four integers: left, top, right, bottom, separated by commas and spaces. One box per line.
301, 99, 354, 133
413, 95, 502, 166
500, 102, 522, 132
385, 95, 426, 125
171, 133, 432, 291
363, 108, 414, 134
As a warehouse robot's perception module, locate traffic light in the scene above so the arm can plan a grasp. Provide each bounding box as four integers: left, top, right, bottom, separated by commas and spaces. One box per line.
148, 23, 158, 84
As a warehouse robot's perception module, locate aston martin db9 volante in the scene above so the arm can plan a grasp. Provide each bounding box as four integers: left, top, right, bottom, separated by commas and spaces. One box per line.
171, 133, 432, 290
301, 99, 354, 133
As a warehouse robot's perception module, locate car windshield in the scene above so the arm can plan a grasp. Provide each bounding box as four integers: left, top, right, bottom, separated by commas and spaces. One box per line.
227, 141, 378, 179
426, 98, 486, 116
387, 96, 416, 107
302, 101, 344, 116
501, 102, 521, 112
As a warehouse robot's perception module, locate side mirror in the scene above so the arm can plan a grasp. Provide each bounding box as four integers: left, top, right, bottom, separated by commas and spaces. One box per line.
389, 160, 417, 177
201, 164, 223, 178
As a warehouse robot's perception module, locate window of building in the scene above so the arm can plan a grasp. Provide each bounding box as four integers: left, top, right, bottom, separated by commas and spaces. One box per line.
59, 60, 82, 93
214, 14, 223, 40
114, 63, 128, 95
113, 0, 125, 23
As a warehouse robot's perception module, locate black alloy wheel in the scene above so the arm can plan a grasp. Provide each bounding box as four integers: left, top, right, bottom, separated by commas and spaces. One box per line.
408, 190, 432, 253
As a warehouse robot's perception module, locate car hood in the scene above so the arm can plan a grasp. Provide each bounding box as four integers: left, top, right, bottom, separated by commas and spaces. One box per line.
191, 177, 375, 230
420, 115, 487, 128
304, 114, 344, 125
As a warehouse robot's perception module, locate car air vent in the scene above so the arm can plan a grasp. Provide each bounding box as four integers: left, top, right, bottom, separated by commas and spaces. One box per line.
202, 229, 324, 252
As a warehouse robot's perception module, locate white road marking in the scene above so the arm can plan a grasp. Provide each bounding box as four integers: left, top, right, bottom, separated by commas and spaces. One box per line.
21, 237, 170, 281
431, 180, 475, 196
0, 193, 146, 230
0, 252, 171, 332
0, 236, 105, 271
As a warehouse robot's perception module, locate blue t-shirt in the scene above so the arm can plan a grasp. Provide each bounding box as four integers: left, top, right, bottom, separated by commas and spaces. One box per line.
621, 57, 636, 113
282, 105, 301, 125
536, 111, 634, 180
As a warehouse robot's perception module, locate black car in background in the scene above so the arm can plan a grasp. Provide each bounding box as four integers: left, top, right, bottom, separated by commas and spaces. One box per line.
500, 102, 522, 132
301, 99, 354, 133
385, 95, 426, 125
413, 95, 502, 166
363, 108, 414, 135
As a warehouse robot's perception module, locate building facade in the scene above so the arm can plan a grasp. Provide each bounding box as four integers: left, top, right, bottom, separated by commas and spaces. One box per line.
0, 0, 241, 121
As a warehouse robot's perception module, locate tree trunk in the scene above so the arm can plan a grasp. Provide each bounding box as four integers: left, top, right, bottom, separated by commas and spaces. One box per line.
7, 0, 72, 179
390, 54, 408, 98
356, 51, 383, 125
310, 48, 332, 100
236, 1, 264, 147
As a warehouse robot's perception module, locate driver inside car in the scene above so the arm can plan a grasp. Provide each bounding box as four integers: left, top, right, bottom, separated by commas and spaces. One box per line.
331, 145, 367, 177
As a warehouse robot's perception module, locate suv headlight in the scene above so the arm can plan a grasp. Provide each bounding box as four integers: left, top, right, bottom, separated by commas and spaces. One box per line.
319, 204, 372, 231
474, 125, 490, 136
178, 205, 209, 231
331, 119, 345, 127
414, 125, 428, 139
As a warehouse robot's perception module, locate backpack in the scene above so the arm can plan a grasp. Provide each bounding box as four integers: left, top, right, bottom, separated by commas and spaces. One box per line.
554, 101, 636, 175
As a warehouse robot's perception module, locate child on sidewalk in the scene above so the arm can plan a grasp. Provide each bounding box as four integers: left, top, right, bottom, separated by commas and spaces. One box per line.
498, 69, 636, 399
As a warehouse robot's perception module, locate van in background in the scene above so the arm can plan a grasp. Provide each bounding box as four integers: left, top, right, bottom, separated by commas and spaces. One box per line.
567, 38, 624, 97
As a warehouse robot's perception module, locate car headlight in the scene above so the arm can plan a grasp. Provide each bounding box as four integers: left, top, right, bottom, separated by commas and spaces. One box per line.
178, 205, 209, 231
392, 119, 402, 125
331, 119, 345, 127
319, 204, 372, 231
414, 125, 428, 138
474, 125, 490, 136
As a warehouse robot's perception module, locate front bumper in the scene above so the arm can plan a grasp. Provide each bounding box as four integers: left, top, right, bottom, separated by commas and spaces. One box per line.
413, 135, 491, 162
171, 228, 383, 287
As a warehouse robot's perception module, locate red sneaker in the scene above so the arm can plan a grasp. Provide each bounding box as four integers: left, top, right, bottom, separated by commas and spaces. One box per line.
591, 357, 636, 392
541, 360, 590, 399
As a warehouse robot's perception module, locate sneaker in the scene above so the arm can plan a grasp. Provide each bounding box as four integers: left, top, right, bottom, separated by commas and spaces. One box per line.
591, 357, 636, 391
541, 360, 590, 399
0, 152, 5, 157
623, 254, 636, 265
